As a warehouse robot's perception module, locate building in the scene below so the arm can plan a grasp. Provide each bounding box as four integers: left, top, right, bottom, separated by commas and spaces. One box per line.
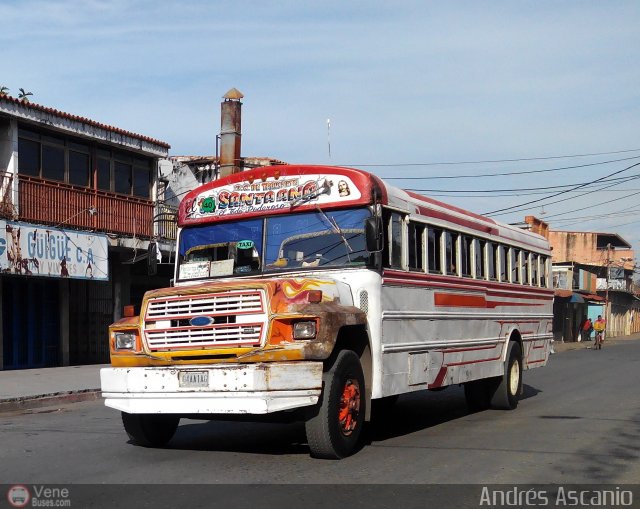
0, 94, 173, 369
548, 229, 638, 341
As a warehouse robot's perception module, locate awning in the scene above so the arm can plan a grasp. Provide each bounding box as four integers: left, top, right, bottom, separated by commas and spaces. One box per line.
582, 293, 604, 302
554, 290, 585, 303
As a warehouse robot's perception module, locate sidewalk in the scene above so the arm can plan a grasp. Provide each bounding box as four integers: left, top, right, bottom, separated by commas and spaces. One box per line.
0, 364, 106, 413
1, 333, 639, 413
552, 330, 640, 353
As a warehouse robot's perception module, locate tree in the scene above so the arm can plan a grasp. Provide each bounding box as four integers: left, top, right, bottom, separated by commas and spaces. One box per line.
18, 88, 33, 102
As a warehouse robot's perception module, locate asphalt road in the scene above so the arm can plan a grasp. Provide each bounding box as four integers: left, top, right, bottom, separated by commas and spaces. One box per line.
1, 341, 638, 490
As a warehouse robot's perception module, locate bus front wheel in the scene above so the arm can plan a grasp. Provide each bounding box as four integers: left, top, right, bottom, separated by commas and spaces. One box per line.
305, 350, 366, 459
121, 412, 180, 447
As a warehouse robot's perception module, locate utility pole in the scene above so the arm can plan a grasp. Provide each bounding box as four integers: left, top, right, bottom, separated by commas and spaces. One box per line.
605, 243, 611, 328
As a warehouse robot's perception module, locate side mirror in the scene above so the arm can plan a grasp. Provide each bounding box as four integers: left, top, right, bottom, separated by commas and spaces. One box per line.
365, 216, 383, 252
148, 242, 158, 275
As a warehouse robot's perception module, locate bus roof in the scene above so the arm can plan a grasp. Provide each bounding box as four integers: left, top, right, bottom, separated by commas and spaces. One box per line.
178, 164, 549, 252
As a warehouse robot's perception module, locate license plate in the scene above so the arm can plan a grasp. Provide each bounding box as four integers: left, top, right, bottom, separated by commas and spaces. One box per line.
179, 371, 209, 388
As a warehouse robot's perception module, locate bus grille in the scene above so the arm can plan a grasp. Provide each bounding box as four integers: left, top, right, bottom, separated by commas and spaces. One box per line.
143, 290, 266, 351
146, 291, 263, 318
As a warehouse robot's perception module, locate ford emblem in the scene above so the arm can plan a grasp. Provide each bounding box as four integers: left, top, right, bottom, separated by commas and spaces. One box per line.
190, 315, 213, 327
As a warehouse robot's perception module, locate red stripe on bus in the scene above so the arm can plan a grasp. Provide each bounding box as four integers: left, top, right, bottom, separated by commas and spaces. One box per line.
446, 355, 502, 367
406, 191, 498, 225
434, 293, 487, 307
382, 270, 554, 297
441, 345, 497, 353
428, 367, 448, 389
415, 205, 499, 236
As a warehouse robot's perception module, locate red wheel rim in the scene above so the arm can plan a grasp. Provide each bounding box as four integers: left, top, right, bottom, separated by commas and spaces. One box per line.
338, 378, 361, 436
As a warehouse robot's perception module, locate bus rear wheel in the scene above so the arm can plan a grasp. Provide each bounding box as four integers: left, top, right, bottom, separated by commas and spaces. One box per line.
490, 341, 523, 410
121, 412, 180, 447
305, 350, 366, 459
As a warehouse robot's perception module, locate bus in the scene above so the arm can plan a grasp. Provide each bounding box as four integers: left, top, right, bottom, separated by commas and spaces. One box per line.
101, 165, 553, 459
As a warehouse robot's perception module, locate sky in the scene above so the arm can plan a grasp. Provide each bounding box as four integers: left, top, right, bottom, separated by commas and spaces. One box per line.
2, 0, 640, 257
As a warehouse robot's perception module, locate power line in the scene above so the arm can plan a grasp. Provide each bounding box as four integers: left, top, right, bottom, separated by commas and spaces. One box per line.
483, 161, 640, 216
542, 189, 640, 220
339, 148, 640, 168
405, 174, 640, 194
378, 155, 640, 180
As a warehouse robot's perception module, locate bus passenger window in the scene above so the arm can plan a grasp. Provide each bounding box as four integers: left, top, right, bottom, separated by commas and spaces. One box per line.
531, 254, 539, 287
510, 248, 521, 283
487, 242, 496, 280
428, 228, 442, 274
383, 212, 403, 269
408, 222, 426, 272
475, 239, 486, 279
497, 245, 506, 282
461, 235, 473, 277
539, 256, 548, 287
522, 251, 531, 285
445, 231, 459, 276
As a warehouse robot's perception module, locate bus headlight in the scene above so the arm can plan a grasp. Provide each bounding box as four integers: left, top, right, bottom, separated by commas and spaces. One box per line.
293, 321, 317, 340
115, 332, 136, 350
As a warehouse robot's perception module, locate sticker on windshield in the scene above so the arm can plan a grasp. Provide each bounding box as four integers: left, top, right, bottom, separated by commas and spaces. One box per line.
236, 240, 255, 250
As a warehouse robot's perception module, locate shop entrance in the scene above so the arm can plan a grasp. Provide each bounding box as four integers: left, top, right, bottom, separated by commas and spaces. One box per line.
2, 277, 60, 369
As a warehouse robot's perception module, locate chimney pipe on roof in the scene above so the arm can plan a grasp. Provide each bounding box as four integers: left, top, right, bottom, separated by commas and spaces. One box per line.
219, 88, 243, 177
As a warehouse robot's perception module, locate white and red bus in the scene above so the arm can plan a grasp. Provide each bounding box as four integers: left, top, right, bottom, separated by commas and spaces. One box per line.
101, 165, 553, 458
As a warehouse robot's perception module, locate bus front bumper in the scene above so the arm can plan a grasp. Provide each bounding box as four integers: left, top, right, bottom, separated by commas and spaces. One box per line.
100, 362, 323, 415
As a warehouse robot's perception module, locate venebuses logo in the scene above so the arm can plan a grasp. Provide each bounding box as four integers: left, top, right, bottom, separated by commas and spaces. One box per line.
6, 485, 30, 508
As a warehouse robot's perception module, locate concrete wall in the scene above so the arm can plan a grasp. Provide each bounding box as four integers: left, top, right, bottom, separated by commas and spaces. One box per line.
549, 231, 635, 269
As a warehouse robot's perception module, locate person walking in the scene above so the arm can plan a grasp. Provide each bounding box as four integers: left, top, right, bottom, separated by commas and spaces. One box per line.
593, 315, 606, 350
581, 317, 593, 342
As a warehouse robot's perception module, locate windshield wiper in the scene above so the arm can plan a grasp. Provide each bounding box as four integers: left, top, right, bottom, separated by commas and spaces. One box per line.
316, 205, 354, 258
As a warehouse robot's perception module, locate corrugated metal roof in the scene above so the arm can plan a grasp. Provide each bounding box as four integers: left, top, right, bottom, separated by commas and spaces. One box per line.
0, 94, 170, 149
170, 155, 288, 166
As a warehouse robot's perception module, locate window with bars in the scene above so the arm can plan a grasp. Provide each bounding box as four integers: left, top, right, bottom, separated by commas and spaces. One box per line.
17, 126, 153, 199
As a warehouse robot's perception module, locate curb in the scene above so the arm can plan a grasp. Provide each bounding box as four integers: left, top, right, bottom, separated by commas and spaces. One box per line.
0, 389, 101, 414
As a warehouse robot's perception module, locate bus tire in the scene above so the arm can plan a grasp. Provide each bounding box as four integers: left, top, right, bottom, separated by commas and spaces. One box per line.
121, 412, 180, 447
490, 341, 523, 410
464, 380, 492, 412
305, 350, 366, 459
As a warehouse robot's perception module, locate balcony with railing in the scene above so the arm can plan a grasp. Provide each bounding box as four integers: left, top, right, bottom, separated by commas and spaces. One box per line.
18, 175, 155, 237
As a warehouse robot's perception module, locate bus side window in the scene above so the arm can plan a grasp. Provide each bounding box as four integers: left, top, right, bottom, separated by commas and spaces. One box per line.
383, 211, 403, 269
461, 235, 473, 277
522, 251, 530, 285
408, 222, 426, 272
445, 230, 459, 276
498, 244, 506, 282
475, 239, 486, 279
510, 248, 520, 283
539, 256, 548, 287
487, 241, 496, 280
531, 254, 539, 287
428, 227, 443, 274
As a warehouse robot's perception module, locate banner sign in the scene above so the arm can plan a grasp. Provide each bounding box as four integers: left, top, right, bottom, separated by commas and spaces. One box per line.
0, 220, 109, 280
185, 174, 362, 220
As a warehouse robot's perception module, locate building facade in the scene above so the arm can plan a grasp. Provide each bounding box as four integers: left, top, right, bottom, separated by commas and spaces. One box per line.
0, 95, 173, 369
548, 230, 638, 341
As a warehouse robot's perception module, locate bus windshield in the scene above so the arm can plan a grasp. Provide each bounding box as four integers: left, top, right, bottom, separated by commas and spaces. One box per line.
177, 208, 371, 281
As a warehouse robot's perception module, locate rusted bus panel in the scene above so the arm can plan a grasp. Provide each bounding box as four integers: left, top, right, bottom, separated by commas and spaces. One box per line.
0, 171, 14, 218
18, 176, 154, 237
